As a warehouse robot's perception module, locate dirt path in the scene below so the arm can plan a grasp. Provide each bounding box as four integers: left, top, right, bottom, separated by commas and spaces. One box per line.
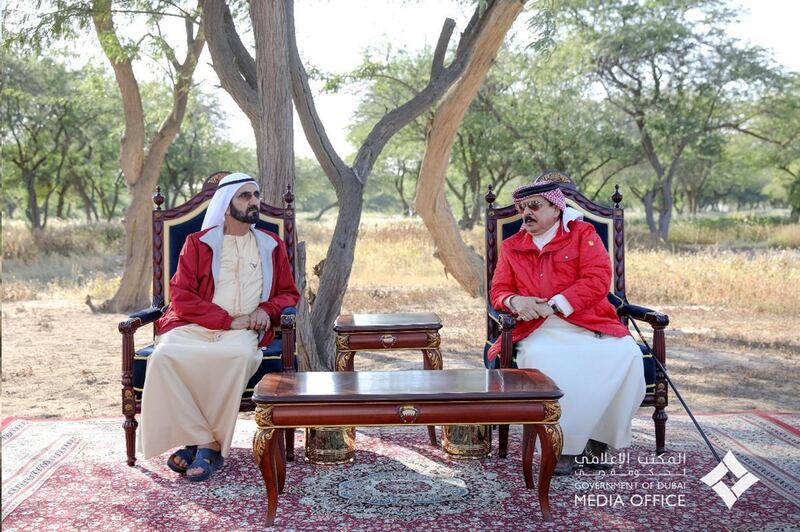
2, 296, 798, 420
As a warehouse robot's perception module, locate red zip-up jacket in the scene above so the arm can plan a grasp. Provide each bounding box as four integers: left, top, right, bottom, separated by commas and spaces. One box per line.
156, 226, 300, 347
488, 220, 628, 361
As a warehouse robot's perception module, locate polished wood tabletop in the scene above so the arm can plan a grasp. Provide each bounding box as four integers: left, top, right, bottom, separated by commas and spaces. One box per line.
253, 368, 562, 404
333, 312, 442, 332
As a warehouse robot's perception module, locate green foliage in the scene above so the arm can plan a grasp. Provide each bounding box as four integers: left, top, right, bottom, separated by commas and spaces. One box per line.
294, 157, 338, 215
747, 74, 800, 220
1, 49, 259, 224
159, 91, 258, 207
552, 0, 787, 238
1, 50, 124, 228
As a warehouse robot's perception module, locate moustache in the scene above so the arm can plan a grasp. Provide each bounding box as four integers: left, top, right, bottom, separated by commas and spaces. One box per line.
524, 215, 536, 224
247, 206, 258, 212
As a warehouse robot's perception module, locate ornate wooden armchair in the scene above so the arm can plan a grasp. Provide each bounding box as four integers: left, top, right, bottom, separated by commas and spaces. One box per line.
483, 182, 670, 457
118, 171, 298, 466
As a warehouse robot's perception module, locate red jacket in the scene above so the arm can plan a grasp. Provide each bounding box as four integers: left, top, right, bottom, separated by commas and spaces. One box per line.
156, 226, 300, 347
488, 220, 628, 361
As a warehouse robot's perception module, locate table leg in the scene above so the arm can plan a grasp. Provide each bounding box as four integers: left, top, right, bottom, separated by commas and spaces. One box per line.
535, 423, 563, 522
254, 427, 280, 526
498, 424, 509, 458
276, 428, 286, 494
422, 349, 442, 446
521, 425, 537, 489
335, 350, 355, 372
422, 349, 443, 370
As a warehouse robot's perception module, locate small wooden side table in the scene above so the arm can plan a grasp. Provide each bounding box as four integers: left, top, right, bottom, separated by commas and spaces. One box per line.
334, 312, 443, 446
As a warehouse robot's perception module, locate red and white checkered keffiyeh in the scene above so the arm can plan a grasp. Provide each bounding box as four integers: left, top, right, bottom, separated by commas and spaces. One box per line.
511, 179, 567, 212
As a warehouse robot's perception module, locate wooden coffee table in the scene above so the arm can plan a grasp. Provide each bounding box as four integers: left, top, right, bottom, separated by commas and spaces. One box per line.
252, 368, 563, 526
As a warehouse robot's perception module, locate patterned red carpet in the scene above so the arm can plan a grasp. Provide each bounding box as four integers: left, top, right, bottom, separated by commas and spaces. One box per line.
2, 412, 798, 530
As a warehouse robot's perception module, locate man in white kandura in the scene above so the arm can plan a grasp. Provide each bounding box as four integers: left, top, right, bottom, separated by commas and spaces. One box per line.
139, 172, 299, 482
488, 172, 645, 475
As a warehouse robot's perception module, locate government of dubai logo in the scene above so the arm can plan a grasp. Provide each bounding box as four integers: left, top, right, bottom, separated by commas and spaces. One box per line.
700, 451, 760, 509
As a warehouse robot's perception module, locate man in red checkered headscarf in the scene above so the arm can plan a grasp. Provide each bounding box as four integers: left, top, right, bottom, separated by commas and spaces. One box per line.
489, 171, 645, 475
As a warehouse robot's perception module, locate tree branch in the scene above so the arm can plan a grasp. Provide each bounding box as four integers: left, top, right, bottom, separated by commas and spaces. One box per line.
351, 4, 492, 182
91, 0, 145, 186
147, 5, 206, 164
430, 18, 455, 79
201, 0, 258, 122
286, 0, 351, 190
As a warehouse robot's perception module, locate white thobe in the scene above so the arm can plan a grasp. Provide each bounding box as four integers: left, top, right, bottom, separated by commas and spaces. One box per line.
139, 232, 264, 459
515, 222, 645, 455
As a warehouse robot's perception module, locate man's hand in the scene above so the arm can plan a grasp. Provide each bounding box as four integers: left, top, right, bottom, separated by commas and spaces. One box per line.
248, 308, 270, 331
511, 296, 554, 321
230, 315, 250, 330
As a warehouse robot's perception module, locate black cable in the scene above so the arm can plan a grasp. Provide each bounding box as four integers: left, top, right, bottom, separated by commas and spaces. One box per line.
623, 296, 726, 468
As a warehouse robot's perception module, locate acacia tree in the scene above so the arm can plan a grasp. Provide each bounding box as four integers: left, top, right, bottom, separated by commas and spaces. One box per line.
2, 53, 83, 230
201, 0, 525, 370
559, 0, 783, 240
748, 75, 800, 220
4, 0, 207, 309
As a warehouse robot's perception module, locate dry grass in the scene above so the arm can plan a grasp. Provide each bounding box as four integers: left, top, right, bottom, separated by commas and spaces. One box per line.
626, 216, 800, 248
2, 220, 123, 261
626, 249, 800, 315
299, 218, 798, 316
5, 217, 799, 318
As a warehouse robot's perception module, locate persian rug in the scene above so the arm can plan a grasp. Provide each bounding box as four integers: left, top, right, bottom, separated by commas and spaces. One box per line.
2, 412, 798, 531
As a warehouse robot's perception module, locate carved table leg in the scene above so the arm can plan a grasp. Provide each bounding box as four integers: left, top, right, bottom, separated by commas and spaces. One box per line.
335, 350, 355, 372
255, 405, 280, 527
535, 423, 563, 522
521, 425, 536, 489
422, 348, 443, 446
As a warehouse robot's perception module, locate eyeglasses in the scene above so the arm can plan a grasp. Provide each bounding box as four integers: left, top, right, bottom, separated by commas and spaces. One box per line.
516, 199, 549, 212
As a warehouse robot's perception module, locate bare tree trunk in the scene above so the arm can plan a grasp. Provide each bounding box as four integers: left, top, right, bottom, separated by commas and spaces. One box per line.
658, 182, 673, 241
24, 169, 43, 231
415, 0, 525, 298
643, 188, 657, 234
252, 0, 294, 204
313, 181, 365, 369
116, 182, 156, 308
312, 201, 338, 221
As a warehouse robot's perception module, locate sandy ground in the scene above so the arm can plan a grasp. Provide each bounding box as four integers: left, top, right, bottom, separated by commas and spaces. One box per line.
2, 293, 798, 420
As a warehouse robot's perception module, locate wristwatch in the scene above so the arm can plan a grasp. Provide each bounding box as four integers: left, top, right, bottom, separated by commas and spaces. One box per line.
550, 301, 561, 315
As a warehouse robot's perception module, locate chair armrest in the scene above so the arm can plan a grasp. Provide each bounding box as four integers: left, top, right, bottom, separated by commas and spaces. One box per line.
488, 306, 516, 368
118, 307, 164, 335
279, 307, 297, 371
280, 306, 297, 326
618, 304, 669, 328
488, 306, 517, 330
